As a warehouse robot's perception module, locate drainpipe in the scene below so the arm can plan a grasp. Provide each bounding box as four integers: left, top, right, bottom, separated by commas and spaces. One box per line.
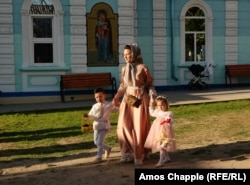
170, 0, 178, 81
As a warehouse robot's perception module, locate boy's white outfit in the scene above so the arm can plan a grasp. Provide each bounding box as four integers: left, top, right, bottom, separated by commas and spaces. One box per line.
88, 101, 118, 159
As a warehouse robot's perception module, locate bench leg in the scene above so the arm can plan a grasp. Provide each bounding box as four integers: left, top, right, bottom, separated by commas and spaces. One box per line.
229, 76, 232, 88
60, 91, 65, 102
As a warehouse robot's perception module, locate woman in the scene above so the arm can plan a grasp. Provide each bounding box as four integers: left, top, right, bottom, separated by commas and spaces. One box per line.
112, 43, 157, 165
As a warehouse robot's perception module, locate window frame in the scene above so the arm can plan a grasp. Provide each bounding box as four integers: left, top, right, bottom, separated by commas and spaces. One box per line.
185, 9, 206, 62
180, 0, 213, 64
32, 15, 54, 64
21, 0, 64, 68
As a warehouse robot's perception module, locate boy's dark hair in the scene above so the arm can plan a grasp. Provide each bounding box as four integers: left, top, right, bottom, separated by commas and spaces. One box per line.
94, 87, 105, 94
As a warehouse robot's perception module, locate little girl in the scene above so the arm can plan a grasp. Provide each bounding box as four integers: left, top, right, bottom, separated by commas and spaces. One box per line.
144, 95, 176, 167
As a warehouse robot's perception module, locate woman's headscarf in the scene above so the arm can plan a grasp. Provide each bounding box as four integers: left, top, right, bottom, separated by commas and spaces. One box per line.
124, 43, 143, 86
128, 43, 143, 63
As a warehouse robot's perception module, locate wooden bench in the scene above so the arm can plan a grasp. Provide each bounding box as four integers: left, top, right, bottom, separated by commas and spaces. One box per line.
225, 64, 250, 86
60, 72, 117, 102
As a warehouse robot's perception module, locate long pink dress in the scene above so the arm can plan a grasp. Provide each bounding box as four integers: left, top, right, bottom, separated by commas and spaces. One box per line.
144, 109, 176, 152
115, 62, 155, 160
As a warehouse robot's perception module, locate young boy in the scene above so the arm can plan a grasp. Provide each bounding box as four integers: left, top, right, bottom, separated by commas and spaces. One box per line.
84, 87, 119, 163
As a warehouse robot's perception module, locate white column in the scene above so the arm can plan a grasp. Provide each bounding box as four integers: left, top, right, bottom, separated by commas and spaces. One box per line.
225, 0, 238, 65
70, 0, 87, 73
0, 0, 15, 92
153, 0, 167, 86
118, 0, 135, 71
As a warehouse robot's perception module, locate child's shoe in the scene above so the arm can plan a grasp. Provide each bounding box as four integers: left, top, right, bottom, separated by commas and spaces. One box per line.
155, 161, 164, 168
104, 147, 112, 159
120, 153, 127, 163
120, 153, 134, 163
92, 158, 102, 164
163, 154, 171, 163
134, 159, 143, 166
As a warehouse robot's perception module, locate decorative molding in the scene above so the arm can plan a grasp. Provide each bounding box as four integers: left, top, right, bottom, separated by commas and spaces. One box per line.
70, 0, 86, 6
226, 20, 238, 28
118, 0, 134, 7
0, 35, 13, 44
226, 1, 238, 11
154, 54, 167, 62
0, 14, 13, 24
0, 85, 15, 92
70, 7, 86, 16
71, 65, 87, 73
119, 26, 134, 35
153, 11, 166, 19
154, 62, 167, 70
71, 55, 87, 65
119, 36, 134, 47
226, 28, 238, 36
0, 45, 13, 54
0, 25, 13, 34
153, 37, 167, 45
154, 45, 167, 54
71, 45, 86, 55
118, 8, 134, 16
153, 20, 166, 28
0, 4, 12, 13
153, 0, 166, 10
0, 55, 14, 64
225, 37, 238, 45
70, 16, 86, 25
226, 53, 238, 61
22, 72, 62, 91
154, 71, 168, 79
0, 0, 12, 4
226, 12, 238, 19
153, 28, 166, 37
119, 17, 134, 26
71, 36, 86, 44
0, 75, 15, 84
226, 45, 238, 53
0, 65, 14, 74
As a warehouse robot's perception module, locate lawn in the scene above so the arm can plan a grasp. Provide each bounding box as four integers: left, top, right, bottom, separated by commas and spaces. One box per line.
1, 99, 250, 162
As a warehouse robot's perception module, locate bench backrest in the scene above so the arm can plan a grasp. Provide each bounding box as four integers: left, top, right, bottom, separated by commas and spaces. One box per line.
61, 73, 113, 89
226, 64, 250, 76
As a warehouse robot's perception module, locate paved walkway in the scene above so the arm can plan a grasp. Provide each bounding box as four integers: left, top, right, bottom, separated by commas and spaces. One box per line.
0, 87, 250, 114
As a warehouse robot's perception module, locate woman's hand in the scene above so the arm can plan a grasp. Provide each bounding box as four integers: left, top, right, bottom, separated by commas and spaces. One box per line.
112, 98, 120, 107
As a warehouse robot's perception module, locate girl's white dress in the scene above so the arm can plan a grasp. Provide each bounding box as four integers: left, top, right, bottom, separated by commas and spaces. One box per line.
144, 108, 176, 151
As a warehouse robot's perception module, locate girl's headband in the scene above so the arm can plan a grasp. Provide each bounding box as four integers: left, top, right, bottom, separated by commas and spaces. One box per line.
156, 95, 168, 100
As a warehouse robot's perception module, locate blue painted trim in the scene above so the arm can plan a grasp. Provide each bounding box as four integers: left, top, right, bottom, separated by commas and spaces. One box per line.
20, 66, 71, 71
2, 84, 250, 98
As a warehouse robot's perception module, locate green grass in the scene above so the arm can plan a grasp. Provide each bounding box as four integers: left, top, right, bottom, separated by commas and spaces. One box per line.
1, 99, 250, 162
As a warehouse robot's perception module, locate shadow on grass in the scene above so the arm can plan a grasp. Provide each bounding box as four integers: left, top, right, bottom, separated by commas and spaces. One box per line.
0, 126, 83, 143
1, 140, 249, 170
0, 141, 95, 158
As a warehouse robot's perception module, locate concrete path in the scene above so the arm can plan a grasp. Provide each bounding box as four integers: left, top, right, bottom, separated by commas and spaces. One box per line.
0, 87, 250, 114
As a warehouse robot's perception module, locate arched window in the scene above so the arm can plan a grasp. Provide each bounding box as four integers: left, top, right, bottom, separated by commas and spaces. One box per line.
180, 0, 213, 64
21, 0, 64, 67
185, 7, 205, 62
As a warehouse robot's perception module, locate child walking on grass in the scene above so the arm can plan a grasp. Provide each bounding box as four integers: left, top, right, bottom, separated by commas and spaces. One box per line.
84, 87, 119, 164
144, 95, 176, 167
